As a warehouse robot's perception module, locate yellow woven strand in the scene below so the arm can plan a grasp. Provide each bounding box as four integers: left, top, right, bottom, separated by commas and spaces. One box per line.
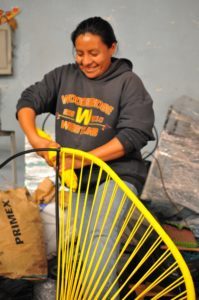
152, 277, 184, 300
61, 152, 72, 298
135, 262, 179, 299
59, 188, 67, 300
66, 156, 84, 298
65, 155, 76, 299
63, 152, 75, 299
87, 195, 126, 299
73, 167, 104, 300
82, 183, 119, 299
94, 212, 145, 299
87, 197, 134, 300
95, 214, 146, 299
82, 184, 122, 299
75, 173, 110, 300
122, 249, 171, 300
76, 177, 113, 300
58, 153, 66, 299
115, 236, 162, 299
66, 154, 81, 299
56, 167, 66, 300
92, 209, 142, 299
136, 262, 178, 300
58, 152, 69, 299
102, 225, 154, 299
176, 296, 188, 300
70, 161, 94, 300
171, 291, 187, 300
62, 211, 71, 295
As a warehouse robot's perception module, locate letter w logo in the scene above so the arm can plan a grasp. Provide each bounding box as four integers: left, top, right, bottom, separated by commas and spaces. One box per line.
76, 107, 92, 125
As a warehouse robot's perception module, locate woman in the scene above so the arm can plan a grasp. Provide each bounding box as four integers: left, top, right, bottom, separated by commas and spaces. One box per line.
17, 17, 154, 299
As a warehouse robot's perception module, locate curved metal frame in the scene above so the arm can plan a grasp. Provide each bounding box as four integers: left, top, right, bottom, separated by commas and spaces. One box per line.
0, 147, 196, 299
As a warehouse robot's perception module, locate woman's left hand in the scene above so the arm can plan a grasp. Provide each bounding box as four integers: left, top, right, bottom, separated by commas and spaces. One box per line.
59, 154, 85, 171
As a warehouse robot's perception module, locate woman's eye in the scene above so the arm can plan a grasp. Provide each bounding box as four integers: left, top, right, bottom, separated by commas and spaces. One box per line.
76, 52, 83, 57
75, 51, 99, 58
90, 52, 99, 57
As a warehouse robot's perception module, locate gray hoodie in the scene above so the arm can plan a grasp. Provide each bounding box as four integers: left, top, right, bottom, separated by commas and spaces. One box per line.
17, 58, 154, 193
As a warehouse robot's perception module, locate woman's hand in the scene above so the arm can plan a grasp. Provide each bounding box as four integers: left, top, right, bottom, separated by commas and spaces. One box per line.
59, 154, 84, 171
31, 136, 60, 167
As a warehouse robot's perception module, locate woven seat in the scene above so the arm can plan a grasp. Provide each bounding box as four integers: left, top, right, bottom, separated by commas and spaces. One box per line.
0, 147, 196, 299
56, 148, 196, 300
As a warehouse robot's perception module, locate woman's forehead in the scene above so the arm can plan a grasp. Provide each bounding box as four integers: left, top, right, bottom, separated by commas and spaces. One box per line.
75, 33, 104, 47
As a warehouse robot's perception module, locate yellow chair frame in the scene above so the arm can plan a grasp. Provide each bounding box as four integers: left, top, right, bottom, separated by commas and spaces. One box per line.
56, 148, 195, 300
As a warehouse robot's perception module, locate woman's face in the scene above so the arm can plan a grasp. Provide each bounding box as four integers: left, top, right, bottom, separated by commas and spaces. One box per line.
75, 33, 116, 79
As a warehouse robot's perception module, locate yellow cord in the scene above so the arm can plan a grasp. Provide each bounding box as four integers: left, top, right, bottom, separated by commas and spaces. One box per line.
36, 128, 78, 191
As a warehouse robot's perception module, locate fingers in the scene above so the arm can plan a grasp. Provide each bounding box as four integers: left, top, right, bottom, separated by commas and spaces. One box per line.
46, 141, 61, 167
36, 140, 61, 167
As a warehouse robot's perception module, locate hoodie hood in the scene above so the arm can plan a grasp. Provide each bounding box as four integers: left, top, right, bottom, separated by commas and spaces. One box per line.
77, 57, 133, 82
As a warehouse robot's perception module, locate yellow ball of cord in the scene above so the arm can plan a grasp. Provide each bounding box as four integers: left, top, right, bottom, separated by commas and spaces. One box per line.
36, 128, 78, 192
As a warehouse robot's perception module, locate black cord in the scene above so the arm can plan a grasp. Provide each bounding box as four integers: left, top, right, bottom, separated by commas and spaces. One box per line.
143, 125, 159, 160
151, 153, 190, 229
0, 148, 59, 170
42, 113, 51, 131
141, 125, 191, 229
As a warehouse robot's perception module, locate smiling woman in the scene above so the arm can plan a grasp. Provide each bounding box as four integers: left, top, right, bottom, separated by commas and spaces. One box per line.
16, 16, 155, 299
74, 33, 116, 78
71, 18, 117, 79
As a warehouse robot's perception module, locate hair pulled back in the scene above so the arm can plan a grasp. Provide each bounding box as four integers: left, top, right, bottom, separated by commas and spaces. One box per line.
71, 16, 117, 48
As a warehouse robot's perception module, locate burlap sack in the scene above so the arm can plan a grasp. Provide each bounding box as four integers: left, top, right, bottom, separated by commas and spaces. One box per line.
0, 187, 47, 280
32, 176, 70, 208
32, 177, 55, 204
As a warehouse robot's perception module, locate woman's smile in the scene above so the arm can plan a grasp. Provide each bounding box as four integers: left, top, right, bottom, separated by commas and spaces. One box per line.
81, 65, 100, 73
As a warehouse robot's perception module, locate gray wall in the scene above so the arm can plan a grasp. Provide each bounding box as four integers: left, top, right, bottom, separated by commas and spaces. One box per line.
0, 0, 199, 152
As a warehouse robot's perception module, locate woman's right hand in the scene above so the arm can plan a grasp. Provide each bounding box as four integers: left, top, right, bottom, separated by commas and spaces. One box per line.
17, 108, 60, 167
31, 136, 60, 167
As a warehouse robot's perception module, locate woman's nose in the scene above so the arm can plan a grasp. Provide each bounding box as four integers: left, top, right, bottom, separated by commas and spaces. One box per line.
81, 55, 92, 66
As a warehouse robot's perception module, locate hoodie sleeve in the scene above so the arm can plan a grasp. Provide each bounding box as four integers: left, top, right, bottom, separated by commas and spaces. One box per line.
16, 66, 63, 117
115, 72, 155, 153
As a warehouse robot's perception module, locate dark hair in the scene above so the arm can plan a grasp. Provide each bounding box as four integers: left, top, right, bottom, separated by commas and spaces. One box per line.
71, 17, 117, 48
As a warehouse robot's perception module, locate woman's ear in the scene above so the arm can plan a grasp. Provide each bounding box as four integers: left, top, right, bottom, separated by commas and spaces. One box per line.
110, 42, 117, 56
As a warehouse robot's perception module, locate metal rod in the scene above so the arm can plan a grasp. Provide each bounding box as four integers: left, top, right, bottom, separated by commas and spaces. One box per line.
0, 148, 59, 169
55, 147, 61, 250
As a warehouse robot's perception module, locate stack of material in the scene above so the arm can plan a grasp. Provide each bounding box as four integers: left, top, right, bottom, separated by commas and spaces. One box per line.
25, 134, 55, 193
141, 96, 199, 240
